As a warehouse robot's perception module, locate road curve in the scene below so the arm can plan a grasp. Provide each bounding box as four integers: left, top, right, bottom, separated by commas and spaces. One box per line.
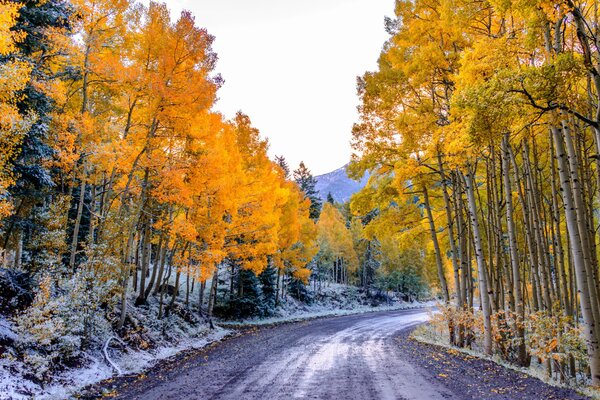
96, 308, 587, 400
106, 309, 454, 400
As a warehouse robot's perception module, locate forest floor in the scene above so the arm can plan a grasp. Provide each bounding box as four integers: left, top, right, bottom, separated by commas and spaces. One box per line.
77, 308, 587, 400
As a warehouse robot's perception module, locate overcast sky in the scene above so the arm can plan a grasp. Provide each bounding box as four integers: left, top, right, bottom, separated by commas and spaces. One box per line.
161, 0, 393, 175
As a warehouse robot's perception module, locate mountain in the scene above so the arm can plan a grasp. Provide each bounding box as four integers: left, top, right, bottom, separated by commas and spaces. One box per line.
315, 164, 369, 203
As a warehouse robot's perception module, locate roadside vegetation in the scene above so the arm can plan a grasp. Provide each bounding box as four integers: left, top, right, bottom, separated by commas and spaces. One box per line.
349, 0, 600, 391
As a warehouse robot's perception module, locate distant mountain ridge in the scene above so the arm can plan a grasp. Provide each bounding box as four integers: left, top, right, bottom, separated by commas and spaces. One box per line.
315, 164, 369, 203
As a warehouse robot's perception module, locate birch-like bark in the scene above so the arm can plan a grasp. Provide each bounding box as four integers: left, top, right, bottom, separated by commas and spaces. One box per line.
438, 154, 462, 312
501, 134, 527, 366
463, 168, 493, 355
69, 182, 86, 273
422, 185, 450, 303
552, 124, 600, 385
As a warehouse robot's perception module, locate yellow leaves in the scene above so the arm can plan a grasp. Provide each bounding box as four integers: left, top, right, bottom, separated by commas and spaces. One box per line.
526, 310, 586, 364
0, 0, 320, 286
152, 166, 194, 208
0, 7, 36, 217
452, 37, 526, 143
0, 61, 31, 104
0, 1, 23, 56
34, 275, 54, 307
292, 267, 311, 284
317, 203, 357, 270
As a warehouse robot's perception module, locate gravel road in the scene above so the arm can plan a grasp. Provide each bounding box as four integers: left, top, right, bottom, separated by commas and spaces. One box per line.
82, 308, 588, 400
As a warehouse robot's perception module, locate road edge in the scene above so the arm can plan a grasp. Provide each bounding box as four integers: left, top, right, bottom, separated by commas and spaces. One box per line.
411, 328, 599, 400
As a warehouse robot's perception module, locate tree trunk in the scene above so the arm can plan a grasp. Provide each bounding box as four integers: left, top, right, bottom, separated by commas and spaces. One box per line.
69, 182, 86, 273
438, 154, 462, 312
422, 184, 450, 302
501, 134, 527, 366
135, 221, 151, 305
552, 124, 600, 385
145, 234, 163, 301
463, 168, 493, 355
207, 267, 219, 321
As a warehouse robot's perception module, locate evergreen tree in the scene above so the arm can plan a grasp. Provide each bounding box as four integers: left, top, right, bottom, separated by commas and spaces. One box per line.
326, 192, 335, 204
235, 269, 263, 318
10, 0, 75, 192
288, 276, 312, 304
362, 240, 381, 291
275, 155, 290, 178
2, 0, 76, 268
259, 262, 277, 316
293, 161, 322, 220
358, 209, 380, 291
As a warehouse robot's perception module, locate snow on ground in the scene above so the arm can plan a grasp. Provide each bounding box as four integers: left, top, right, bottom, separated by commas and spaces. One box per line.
0, 318, 16, 344
220, 281, 434, 327
0, 321, 231, 400
221, 294, 434, 327
219, 303, 433, 327
0, 282, 433, 400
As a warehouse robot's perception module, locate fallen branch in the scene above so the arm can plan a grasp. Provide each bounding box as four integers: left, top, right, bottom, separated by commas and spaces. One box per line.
103, 336, 126, 375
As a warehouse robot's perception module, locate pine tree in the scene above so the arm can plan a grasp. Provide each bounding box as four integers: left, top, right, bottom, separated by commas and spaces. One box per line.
288, 276, 312, 303
2, 0, 76, 270
10, 0, 75, 191
259, 261, 277, 316
234, 268, 263, 318
326, 192, 334, 204
275, 155, 290, 179
293, 161, 322, 220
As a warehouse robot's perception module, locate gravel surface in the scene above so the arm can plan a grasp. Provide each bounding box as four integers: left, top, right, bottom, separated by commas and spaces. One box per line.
79, 309, 589, 400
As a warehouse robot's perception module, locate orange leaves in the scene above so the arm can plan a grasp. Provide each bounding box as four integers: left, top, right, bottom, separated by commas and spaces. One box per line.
292, 267, 311, 284
152, 167, 193, 208
274, 180, 318, 276
171, 215, 198, 243
526, 311, 586, 364
35, 0, 321, 288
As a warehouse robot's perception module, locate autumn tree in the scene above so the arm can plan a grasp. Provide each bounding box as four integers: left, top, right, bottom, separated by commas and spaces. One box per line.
317, 202, 357, 285
350, 0, 600, 384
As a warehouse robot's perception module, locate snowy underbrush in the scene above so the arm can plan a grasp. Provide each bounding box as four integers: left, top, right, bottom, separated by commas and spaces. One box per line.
220, 283, 434, 327
411, 311, 600, 399
0, 285, 231, 400
0, 322, 230, 400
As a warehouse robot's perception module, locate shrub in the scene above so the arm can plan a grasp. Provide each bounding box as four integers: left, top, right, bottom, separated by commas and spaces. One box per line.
13, 275, 80, 382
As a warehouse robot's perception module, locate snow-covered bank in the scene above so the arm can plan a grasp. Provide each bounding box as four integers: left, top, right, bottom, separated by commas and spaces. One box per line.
219, 298, 434, 328
0, 322, 231, 400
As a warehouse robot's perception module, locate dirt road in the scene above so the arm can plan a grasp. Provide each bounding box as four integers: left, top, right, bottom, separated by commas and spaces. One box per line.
83, 309, 587, 400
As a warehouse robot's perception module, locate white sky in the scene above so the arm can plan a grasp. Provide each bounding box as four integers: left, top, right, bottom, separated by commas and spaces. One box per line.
162, 0, 393, 175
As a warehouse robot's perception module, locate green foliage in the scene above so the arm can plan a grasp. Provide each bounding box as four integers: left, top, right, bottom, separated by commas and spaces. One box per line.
259, 263, 277, 316
9, 0, 75, 192
374, 266, 428, 302
294, 161, 322, 220
288, 276, 313, 304
216, 268, 264, 319
326, 192, 334, 204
